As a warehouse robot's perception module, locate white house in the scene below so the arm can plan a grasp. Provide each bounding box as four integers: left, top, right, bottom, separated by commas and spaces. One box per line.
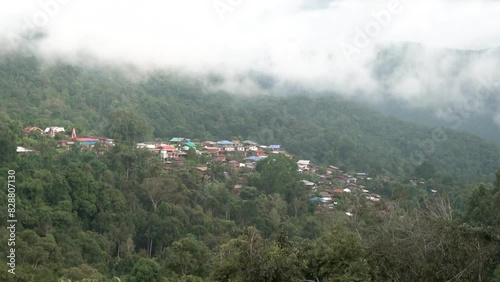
137, 143, 156, 149
156, 145, 178, 160
247, 145, 258, 151
44, 126, 65, 137
297, 160, 311, 171
302, 180, 317, 191
16, 147, 34, 153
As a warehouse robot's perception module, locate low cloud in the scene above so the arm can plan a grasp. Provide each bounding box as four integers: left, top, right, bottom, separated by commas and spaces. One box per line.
1, 0, 500, 122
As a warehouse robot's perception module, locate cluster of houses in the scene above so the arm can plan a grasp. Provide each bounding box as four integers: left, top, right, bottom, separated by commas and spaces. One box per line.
24, 126, 66, 137
20, 127, 391, 216
58, 137, 115, 147
305, 165, 385, 217
21, 126, 115, 151
136, 138, 294, 170
136, 137, 386, 217
18, 123, 447, 220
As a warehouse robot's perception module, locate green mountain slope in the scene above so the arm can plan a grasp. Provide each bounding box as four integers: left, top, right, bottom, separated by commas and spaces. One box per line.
370, 43, 500, 144
1, 52, 499, 183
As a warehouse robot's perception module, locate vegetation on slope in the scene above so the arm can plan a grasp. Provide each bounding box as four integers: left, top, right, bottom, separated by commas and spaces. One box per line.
2, 52, 500, 183
0, 119, 499, 281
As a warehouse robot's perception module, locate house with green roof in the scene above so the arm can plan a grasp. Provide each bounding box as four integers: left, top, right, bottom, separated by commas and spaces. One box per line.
185, 141, 196, 147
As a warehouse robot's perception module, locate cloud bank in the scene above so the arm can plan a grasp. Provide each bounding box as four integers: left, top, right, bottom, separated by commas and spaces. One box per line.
1, 0, 500, 119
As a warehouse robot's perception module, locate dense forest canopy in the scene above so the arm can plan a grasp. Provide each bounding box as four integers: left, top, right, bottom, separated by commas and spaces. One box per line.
1, 51, 500, 183
0, 51, 499, 281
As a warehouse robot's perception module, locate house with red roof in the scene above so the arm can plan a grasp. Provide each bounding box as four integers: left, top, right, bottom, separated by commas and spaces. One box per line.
333, 189, 345, 195
253, 150, 267, 157
156, 145, 178, 160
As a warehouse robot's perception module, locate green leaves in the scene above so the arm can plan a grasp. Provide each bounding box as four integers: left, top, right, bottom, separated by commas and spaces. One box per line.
303, 227, 372, 282
129, 258, 161, 282
0, 114, 19, 165
1, 54, 500, 281
162, 235, 209, 277
211, 227, 305, 282
255, 154, 301, 198
466, 182, 500, 227
106, 109, 152, 145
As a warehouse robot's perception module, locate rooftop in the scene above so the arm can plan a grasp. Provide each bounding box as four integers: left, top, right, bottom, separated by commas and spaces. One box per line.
74, 138, 97, 142
217, 140, 234, 145
245, 156, 264, 162
243, 140, 257, 145
185, 141, 196, 147
157, 145, 177, 151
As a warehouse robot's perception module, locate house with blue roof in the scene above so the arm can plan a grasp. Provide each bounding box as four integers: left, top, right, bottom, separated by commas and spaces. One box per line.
244, 156, 264, 170
245, 156, 264, 162
217, 140, 234, 147
310, 197, 328, 203
269, 145, 281, 151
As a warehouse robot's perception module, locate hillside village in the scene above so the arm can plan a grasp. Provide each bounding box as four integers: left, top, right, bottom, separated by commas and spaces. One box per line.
141, 137, 388, 217
21, 125, 391, 217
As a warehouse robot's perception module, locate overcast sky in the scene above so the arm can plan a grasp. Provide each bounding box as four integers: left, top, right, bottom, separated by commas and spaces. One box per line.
1, 0, 500, 115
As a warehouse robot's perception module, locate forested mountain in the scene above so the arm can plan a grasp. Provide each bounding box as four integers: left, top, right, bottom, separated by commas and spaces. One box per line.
368, 100, 500, 143
266, 43, 500, 144
369, 44, 500, 143
1, 51, 499, 183
0, 51, 499, 281
0, 140, 498, 281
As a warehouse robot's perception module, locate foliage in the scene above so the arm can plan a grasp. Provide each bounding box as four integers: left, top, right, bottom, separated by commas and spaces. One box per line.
0, 51, 499, 281
128, 258, 161, 282
1, 52, 500, 183
107, 109, 153, 145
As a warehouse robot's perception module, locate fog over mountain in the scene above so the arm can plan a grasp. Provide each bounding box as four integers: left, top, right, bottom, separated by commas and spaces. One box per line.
1, 0, 500, 139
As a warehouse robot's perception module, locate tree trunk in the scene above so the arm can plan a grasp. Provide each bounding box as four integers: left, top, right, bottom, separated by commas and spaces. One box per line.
147, 238, 153, 258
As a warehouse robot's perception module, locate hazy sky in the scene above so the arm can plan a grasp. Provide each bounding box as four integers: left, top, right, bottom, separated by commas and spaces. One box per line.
1, 0, 500, 113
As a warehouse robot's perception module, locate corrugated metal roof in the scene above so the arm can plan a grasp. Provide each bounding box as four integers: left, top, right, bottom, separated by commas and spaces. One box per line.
74, 138, 97, 142
157, 145, 177, 151
217, 140, 234, 145
185, 141, 196, 147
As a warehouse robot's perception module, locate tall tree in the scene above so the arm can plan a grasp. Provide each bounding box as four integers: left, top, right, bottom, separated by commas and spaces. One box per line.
107, 109, 153, 145
163, 235, 209, 277
254, 153, 301, 197
129, 258, 162, 282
